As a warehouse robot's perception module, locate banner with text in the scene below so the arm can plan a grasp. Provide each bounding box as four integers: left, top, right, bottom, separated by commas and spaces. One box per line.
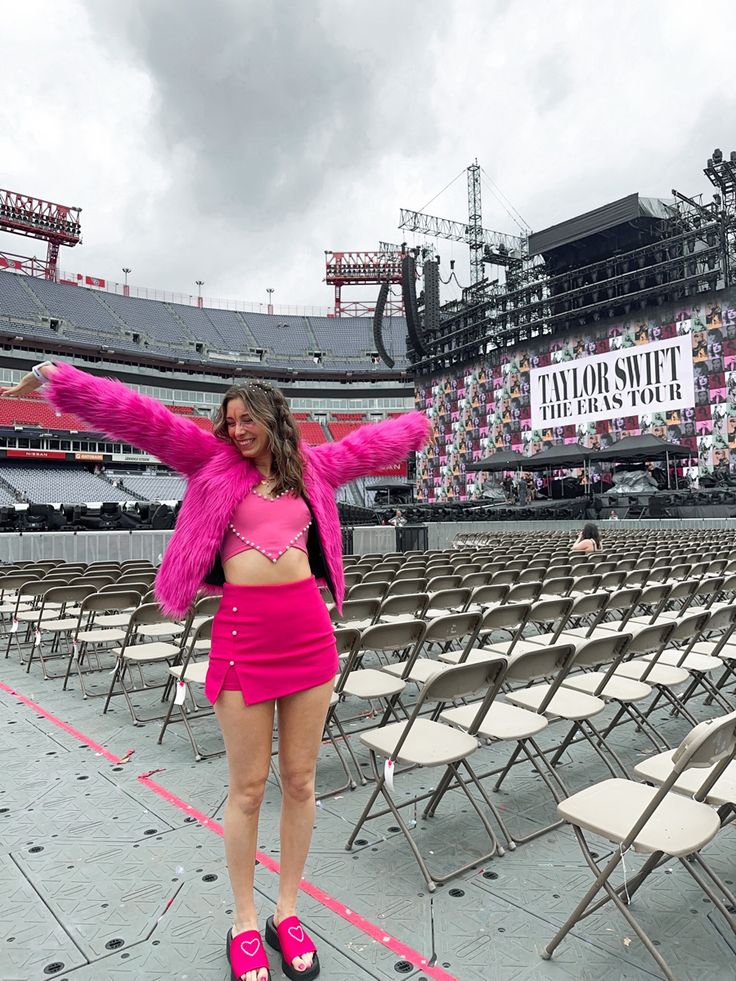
530, 335, 695, 429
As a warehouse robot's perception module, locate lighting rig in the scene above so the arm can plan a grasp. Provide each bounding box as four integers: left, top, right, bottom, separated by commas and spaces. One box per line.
0, 188, 82, 280
407, 149, 736, 374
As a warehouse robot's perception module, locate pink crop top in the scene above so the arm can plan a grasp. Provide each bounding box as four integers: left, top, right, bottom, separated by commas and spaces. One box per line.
221, 489, 312, 564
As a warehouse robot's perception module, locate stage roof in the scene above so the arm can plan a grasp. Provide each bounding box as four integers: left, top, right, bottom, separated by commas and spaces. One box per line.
528, 193, 677, 257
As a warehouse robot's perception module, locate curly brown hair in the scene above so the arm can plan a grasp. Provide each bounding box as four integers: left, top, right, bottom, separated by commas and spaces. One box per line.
212, 380, 306, 497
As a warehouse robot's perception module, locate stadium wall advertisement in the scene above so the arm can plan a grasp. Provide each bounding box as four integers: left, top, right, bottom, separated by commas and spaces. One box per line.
414, 287, 736, 503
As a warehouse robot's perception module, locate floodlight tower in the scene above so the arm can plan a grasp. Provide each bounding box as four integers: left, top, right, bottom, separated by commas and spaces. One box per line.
703, 147, 736, 288
0, 188, 82, 280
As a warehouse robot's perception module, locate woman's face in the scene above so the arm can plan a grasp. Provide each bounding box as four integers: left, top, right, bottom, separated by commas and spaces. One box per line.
224, 397, 271, 460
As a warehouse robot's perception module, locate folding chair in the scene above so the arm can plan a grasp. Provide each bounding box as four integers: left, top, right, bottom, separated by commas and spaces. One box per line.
541, 711, 736, 981
24, 584, 97, 680
103, 602, 188, 723
439, 601, 532, 665
63, 590, 143, 696
320, 627, 364, 794
345, 658, 508, 891
158, 596, 224, 760
382, 611, 483, 685
424, 587, 471, 619
331, 597, 380, 630
377, 592, 429, 625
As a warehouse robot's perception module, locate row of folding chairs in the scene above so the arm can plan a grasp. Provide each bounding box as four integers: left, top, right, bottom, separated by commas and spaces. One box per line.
328, 602, 736, 979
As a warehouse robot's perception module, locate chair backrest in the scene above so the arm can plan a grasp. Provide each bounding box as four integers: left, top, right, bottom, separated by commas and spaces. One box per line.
0, 574, 37, 593
332, 598, 381, 623
128, 601, 173, 628
539, 577, 573, 597
41, 584, 96, 608
347, 582, 388, 601
358, 618, 427, 653
98, 581, 146, 596
479, 601, 531, 637
506, 581, 542, 603
504, 643, 577, 686
574, 631, 632, 670
194, 594, 222, 617
427, 575, 462, 592
80, 589, 142, 614
386, 578, 427, 596
422, 610, 482, 646
418, 655, 507, 706
460, 572, 492, 589
380, 592, 429, 617
470, 583, 509, 608
626, 620, 678, 657
671, 710, 736, 778
362, 570, 396, 584
527, 596, 574, 627
427, 587, 471, 611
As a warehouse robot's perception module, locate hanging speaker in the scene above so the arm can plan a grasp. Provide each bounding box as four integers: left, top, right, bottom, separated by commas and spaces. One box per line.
422, 258, 440, 337
402, 253, 427, 356
372, 282, 395, 368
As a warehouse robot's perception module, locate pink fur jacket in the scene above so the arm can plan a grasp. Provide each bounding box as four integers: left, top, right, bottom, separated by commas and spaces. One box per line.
44, 363, 431, 617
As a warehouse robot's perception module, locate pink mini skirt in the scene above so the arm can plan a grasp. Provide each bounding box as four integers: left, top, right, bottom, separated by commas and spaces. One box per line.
204, 577, 338, 705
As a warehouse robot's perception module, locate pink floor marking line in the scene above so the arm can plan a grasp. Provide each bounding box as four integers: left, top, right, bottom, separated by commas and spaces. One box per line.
0, 679, 458, 981
0, 680, 123, 764
139, 773, 458, 981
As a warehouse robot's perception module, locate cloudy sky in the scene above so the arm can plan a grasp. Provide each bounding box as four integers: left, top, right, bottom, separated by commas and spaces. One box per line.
2, 0, 735, 313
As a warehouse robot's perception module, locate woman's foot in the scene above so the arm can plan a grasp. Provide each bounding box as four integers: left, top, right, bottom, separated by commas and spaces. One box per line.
265, 909, 320, 979
273, 910, 313, 974
229, 920, 270, 981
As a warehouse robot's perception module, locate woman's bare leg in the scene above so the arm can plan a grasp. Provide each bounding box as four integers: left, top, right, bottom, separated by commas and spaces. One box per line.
215, 690, 275, 981
274, 678, 335, 973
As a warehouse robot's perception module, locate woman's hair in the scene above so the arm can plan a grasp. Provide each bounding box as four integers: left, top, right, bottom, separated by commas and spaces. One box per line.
212, 380, 306, 497
580, 522, 601, 547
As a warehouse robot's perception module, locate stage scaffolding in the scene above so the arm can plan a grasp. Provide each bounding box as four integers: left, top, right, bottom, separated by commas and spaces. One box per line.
409, 149, 736, 373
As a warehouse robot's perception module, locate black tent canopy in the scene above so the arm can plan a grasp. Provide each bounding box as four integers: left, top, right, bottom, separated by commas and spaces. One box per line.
466, 449, 526, 473
593, 434, 691, 463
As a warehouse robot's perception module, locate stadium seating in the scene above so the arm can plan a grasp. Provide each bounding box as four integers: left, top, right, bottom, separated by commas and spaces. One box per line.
0, 466, 133, 504
116, 473, 187, 501
296, 421, 328, 445
328, 421, 362, 441
0, 272, 408, 370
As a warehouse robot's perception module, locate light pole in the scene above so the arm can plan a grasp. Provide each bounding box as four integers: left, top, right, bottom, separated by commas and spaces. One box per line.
122, 267, 131, 297
267, 287, 275, 315
196, 279, 204, 309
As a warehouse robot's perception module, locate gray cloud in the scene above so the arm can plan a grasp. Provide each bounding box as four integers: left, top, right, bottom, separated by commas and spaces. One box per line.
86, 0, 444, 229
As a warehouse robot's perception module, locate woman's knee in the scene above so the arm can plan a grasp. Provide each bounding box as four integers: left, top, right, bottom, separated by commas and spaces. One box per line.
280, 768, 316, 803
228, 777, 268, 817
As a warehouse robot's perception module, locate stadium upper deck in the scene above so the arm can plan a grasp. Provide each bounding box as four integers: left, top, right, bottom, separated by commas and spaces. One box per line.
0, 271, 408, 374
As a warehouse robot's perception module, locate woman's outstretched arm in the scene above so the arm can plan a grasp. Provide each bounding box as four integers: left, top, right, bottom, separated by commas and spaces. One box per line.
0, 361, 218, 477
308, 411, 431, 488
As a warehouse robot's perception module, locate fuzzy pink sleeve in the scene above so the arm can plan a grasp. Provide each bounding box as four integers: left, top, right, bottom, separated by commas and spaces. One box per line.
309, 411, 431, 487
43, 362, 218, 477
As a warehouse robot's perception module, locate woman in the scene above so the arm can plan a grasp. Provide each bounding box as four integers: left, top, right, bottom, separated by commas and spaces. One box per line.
1, 360, 430, 981
571, 522, 602, 553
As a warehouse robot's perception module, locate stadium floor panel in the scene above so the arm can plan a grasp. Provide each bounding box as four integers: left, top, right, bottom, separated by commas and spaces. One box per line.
1, 651, 735, 980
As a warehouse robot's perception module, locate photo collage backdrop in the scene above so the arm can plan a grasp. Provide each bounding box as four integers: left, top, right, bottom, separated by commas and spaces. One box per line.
414, 288, 736, 502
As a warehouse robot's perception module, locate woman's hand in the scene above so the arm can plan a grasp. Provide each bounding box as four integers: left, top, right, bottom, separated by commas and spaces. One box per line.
0, 363, 56, 397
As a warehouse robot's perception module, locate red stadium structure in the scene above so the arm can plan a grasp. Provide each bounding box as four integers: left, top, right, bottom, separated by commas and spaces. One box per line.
325, 249, 404, 317
0, 187, 82, 281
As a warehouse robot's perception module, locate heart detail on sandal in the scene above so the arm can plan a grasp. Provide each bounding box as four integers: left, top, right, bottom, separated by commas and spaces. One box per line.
240, 937, 261, 957
287, 925, 305, 943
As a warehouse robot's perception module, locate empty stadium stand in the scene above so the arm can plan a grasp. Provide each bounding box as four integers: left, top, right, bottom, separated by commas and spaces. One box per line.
0, 466, 133, 504
0, 271, 408, 371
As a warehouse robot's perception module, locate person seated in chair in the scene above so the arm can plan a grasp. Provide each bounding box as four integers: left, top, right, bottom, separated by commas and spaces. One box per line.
571, 522, 602, 553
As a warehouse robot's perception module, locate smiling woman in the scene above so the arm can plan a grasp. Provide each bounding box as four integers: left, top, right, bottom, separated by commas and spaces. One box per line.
0, 358, 430, 981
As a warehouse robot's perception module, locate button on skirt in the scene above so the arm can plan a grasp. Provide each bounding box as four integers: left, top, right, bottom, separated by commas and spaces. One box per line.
204, 577, 338, 705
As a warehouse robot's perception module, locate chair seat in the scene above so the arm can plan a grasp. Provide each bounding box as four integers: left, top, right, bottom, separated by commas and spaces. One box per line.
506, 683, 606, 721
118, 642, 181, 663
378, 613, 421, 625
425, 606, 466, 619
169, 661, 208, 684
339, 617, 375, 630
361, 717, 478, 766
342, 669, 405, 699
634, 750, 736, 807
438, 646, 499, 665
442, 699, 547, 740
562, 671, 651, 702
39, 618, 79, 633
382, 658, 450, 683
487, 637, 560, 657
138, 622, 185, 638
96, 613, 134, 627
0, 602, 31, 614
615, 660, 689, 686
639, 648, 723, 673
78, 627, 127, 643
558, 777, 721, 857
16, 609, 59, 623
